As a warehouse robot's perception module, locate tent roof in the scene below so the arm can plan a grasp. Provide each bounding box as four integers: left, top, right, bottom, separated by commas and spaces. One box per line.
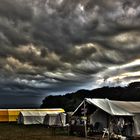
20, 111, 48, 116
7, 108, 64, 111
0, 108, 64, 116
20, 109, 64, 116
110, 101, 140, 113
73, 98, 134, 116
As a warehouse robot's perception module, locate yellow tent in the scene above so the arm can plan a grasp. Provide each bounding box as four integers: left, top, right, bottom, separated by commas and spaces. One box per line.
0, 109, 8, 122
8, 109, 22, 122
0, 108, 65, 122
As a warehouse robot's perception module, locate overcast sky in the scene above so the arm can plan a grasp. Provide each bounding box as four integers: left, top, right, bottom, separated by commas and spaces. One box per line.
0, 0, 140, 107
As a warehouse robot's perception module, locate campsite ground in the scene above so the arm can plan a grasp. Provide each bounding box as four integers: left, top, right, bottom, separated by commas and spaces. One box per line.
0, 123, 87, 140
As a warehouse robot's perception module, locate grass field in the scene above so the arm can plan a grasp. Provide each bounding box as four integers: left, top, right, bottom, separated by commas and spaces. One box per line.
0, 123, 86, 140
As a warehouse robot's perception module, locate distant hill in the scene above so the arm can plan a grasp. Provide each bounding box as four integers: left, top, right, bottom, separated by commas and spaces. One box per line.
41, 82, 140, 112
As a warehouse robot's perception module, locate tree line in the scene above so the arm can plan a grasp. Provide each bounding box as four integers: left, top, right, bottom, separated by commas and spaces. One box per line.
41, 82, 140, 112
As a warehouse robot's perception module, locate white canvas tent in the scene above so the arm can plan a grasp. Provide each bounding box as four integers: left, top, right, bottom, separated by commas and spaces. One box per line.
73, 98, 140, 136
17, 108, 65, 125
18, 110, 47, 124
44, 113, 66, 126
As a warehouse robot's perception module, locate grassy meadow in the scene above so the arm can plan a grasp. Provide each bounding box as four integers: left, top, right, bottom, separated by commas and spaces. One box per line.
0, 123, 86, 140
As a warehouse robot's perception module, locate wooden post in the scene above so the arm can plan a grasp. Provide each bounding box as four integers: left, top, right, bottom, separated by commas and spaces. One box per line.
84, 100, 87, 137
67, 125, 70, 136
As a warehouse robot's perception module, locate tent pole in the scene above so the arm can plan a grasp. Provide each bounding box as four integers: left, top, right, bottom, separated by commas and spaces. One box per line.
108, 115, 111, 140
84, 99, 87, 137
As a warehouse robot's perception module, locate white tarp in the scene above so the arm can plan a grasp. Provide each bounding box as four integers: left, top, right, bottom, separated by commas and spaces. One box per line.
110, 101, 140, 113
90, 109, 107, 129
73, 98, 133, 116
133, 114, 140, 135
86, 98, 133, 116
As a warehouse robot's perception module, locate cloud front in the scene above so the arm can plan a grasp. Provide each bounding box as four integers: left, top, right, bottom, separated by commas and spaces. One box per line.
0, 0, 140, 106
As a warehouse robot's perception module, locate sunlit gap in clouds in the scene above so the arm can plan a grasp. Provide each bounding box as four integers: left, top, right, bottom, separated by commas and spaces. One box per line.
96, 59, 140, 88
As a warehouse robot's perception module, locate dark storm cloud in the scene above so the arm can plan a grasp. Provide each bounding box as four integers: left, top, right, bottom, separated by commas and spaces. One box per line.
0, 0, 33, 20
0, 0, 140, 106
